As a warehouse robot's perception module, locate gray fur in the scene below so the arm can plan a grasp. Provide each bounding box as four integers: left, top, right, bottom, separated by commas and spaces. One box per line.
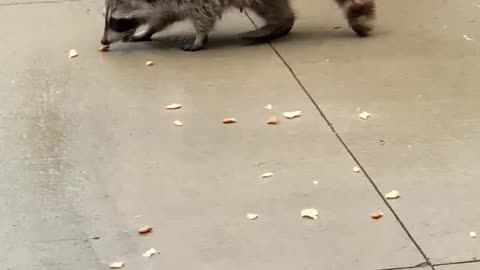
101, 0, 376, 51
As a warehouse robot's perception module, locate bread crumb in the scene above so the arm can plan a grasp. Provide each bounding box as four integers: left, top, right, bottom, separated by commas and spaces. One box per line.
283, 111, 302, 119
99, 45, 110, 52
371, 211, 383, 220
385, 190, 400, 199
69, 49, 79, 58
301, 208, 319, 220
165, 103, 182, 110
267, 116, 277, 125
358, 112, 371, 120
174, 120, 183, 126
223, 118, 236, 124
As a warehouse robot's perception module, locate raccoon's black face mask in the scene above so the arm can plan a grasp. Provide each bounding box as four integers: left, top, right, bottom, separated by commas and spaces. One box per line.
101, 0, 154, 45
102, 16, 139, 45
109, 17, 139, 33
101, 2, 140, 45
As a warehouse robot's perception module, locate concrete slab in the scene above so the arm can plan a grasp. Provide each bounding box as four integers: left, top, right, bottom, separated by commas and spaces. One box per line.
437, 262, 480, 270
0, 0, 424, 270
266, 0, 480, 265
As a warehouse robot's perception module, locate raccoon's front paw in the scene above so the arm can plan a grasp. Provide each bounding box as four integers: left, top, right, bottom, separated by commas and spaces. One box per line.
130, 34, 153, 42
179, 36, 208, 52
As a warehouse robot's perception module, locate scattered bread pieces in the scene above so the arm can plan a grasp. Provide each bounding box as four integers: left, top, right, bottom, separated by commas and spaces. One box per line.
313, 180, 319, 185
283, 111, 302, 119
353, 166, 361, 173
146, 61, 154, 66
470, 232, 477, 238
267, 116, 277, 125
301, 208, 319, 220
385, 190, 400, 200
223, 118, 236, 124
165, 103, 182, 110
99, 45, 110, 52
264, 104, 273, 110
142, 248, 159, 258
174, 120, 183, 127
68, 49, 79, 58
109, 262, 124, 269
261, 172, 274, 178
138, 226, 153, 235
358, 112, 371, 120
246, 213, 259, 220
370, 211, 384, 220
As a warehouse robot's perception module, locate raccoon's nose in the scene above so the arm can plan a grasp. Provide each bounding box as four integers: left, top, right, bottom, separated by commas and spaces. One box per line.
101, 38, 110, 45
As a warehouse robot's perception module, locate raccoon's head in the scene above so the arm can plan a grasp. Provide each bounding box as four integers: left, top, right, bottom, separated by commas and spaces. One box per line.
101, 0, 155, 45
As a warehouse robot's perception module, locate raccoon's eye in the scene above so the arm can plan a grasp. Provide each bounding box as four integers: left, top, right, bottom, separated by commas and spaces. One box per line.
109, 18, 139, 32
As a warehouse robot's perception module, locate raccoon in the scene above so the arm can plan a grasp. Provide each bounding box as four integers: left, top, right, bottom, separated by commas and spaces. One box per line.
101, 0, 376, 51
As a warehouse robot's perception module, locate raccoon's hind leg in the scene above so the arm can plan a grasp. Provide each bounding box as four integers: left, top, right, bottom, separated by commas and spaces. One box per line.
240, 0, 295, 42
335, 0, 375, 36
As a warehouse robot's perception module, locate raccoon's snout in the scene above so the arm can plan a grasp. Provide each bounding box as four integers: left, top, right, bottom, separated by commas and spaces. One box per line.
102, 28, 135, 45
101, 38, 110, 45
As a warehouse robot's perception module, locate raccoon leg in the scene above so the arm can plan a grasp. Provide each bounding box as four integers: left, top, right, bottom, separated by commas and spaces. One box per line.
180, 17, 216, 51
130, 28, 155, 42
240, 0, 295, 42
123, 24, 155, 42
335, 0, 375, 36
179, 31, 210, 51
130, 15, 180, 42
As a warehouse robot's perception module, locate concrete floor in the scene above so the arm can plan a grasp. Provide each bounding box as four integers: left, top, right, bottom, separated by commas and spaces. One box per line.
1, 0, 480, 269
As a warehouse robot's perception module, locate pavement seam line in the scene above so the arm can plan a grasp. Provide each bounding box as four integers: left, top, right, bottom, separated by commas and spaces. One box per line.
0, 0, 80, 6
433, 260, 480, 267
377, 267, 428, 270
377, 262, 431, 270
243, 13, 435, 270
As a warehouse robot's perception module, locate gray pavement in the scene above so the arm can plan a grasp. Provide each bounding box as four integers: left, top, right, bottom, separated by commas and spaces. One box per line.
1, 0, 480, 269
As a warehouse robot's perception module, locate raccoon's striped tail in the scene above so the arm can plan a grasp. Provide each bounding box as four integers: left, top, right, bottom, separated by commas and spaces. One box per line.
335, 0, 376, 37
